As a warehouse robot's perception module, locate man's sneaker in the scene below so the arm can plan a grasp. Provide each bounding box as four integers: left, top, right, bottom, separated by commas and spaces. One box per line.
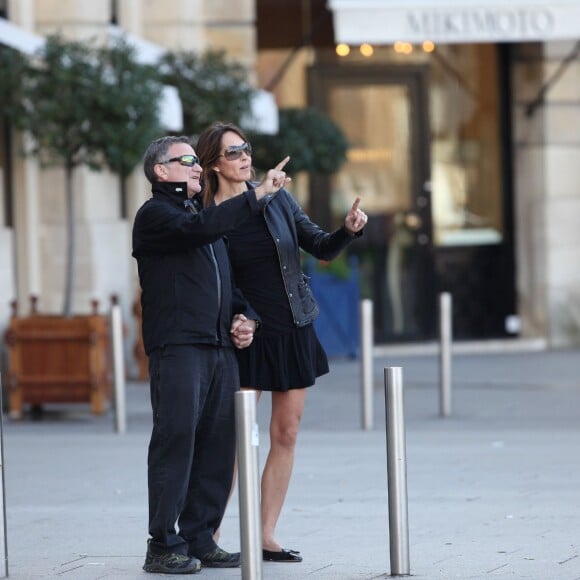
198, 546, 241, 568
143, 550, 201, 574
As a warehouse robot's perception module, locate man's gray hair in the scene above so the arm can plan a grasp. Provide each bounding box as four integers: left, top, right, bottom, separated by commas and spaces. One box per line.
143, 135, 191, 184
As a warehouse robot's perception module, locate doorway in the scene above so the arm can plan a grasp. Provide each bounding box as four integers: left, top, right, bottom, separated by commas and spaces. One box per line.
309, 64, 437, 342
309, 46, 517, 343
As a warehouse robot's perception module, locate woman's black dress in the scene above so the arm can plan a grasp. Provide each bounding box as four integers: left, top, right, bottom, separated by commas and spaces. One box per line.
227, 213, 329, 391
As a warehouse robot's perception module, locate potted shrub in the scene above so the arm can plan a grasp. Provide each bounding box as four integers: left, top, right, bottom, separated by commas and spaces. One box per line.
249, 106, 349, 174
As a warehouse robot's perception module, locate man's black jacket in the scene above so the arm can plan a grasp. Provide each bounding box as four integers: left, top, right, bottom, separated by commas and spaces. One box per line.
132, 181, 260, 355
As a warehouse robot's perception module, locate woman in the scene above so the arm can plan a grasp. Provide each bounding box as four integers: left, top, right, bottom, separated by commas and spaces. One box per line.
196, 122, 367, 562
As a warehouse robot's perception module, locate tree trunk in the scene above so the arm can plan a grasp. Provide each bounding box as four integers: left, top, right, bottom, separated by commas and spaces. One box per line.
120, 174, 128, 219
62, 163, 76, 317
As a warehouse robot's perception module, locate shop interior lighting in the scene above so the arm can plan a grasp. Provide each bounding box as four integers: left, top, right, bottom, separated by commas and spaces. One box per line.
360, 43, 374, 57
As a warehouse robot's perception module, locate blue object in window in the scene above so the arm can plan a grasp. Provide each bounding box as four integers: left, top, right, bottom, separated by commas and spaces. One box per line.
306, 256, 360, 358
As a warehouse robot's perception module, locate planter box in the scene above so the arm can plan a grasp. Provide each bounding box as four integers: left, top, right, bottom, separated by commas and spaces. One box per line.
4, 301, 112, 418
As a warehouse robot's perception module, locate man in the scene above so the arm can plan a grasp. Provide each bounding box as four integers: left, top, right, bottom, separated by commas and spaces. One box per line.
132, 135, 288, 574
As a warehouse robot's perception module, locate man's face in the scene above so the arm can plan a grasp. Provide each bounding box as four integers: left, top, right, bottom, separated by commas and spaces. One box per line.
156, 142, 202, 197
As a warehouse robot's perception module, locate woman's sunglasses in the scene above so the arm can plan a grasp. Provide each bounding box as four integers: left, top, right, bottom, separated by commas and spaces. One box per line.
221, 142, 252, 161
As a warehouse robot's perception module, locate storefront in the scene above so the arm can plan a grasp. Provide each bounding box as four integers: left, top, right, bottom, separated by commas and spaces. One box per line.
1, 0, 579, 355
260, 0, 580, 345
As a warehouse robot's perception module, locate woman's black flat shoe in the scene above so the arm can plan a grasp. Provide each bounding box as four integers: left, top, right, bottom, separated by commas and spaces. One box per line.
263, 548, 302, 562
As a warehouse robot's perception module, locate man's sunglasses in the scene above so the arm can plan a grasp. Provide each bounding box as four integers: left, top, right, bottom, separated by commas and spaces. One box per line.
221, 142, 252, 161
159, 154, 199, 167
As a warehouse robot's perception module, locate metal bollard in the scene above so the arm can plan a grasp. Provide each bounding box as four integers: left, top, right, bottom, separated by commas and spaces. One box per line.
360, 299, 374, 430
235, 391, 262, 580
439, 292, 453, 417
384, 367, 410, 576
0, 375, 9, 577
110, 303, 127, 434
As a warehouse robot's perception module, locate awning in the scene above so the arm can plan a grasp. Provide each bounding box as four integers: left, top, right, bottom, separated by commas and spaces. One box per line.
0, 17, 43, 54
328, 0, 580, 44
0, 19, 183, 132
107, 25, 279, 135
109, 25, 280, 135
108, 25, 183, 132
242, 89, 279, 135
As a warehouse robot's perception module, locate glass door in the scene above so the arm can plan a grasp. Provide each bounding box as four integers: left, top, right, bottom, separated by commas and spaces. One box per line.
428, 44, 517, 339
309, 65, 436, 342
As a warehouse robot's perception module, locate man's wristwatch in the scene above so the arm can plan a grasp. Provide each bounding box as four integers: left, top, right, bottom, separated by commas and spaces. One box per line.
253, 319, 261, 331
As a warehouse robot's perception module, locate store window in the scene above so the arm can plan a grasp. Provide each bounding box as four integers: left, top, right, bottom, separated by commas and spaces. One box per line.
430, 44, 503, 246
329, 83, 412, 221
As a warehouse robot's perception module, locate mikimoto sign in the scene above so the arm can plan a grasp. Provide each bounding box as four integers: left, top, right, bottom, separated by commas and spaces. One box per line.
328, 0, 580, 44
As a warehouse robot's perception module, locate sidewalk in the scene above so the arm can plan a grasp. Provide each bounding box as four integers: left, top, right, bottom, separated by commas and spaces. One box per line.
2, 347, 580, 579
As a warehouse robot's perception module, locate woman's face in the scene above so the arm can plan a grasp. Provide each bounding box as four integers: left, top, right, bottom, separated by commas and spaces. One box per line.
214, 131, 252, 185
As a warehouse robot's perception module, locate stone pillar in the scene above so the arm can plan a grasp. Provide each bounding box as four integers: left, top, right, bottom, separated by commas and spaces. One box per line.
0, 168, 15, 331
12, 132, 42, 315
10, 0, 35, 30
513, 41, 580, 346
34, 0, 109, 40
142, 0, 256, 63
116, 0, 142, 34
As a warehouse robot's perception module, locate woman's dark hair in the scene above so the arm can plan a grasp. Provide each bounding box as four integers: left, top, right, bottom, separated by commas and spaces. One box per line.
196, 122, 249, 208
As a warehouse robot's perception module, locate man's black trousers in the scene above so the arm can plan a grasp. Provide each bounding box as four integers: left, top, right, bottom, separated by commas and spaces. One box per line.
146, 344, 239, 556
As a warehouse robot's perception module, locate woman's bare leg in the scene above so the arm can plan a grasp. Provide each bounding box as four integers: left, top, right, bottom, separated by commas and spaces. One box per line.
260, 388, 306, 551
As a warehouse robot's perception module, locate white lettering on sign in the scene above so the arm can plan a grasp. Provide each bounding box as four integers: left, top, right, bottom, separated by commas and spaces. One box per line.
407, 9, 555, 40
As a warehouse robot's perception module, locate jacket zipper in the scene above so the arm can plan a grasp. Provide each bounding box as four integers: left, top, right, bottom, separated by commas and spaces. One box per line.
185, 199, 222, 342
209, 243, 222, 342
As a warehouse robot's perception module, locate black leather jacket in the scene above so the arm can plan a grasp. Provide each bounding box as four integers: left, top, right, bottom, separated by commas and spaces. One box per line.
258, 187, 361, 327
132, 181, 261, 354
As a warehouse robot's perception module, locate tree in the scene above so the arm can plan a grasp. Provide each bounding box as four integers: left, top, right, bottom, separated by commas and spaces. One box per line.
0, 46, 28, 112
11, 36, 104, 317
160, 49, 255, 137
91, 37, 164, 215
5, 35, 165, 317
249, 107, 349, 175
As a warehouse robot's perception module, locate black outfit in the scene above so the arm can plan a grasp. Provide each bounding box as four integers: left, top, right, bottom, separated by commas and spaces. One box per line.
227, 187, 361, 391
132, 181, 263, 557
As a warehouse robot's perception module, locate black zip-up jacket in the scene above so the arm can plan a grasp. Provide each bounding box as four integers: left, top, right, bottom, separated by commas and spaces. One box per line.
132, 181, 261, 355
246, 186, 362, 327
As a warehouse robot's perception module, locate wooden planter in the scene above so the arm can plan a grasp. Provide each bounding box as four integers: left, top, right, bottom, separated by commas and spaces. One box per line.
3, 298, 112, 419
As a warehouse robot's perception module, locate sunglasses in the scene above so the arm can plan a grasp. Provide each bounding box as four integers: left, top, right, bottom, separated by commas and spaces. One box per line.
221, 142, 252, 161
159, 154, 199, 167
